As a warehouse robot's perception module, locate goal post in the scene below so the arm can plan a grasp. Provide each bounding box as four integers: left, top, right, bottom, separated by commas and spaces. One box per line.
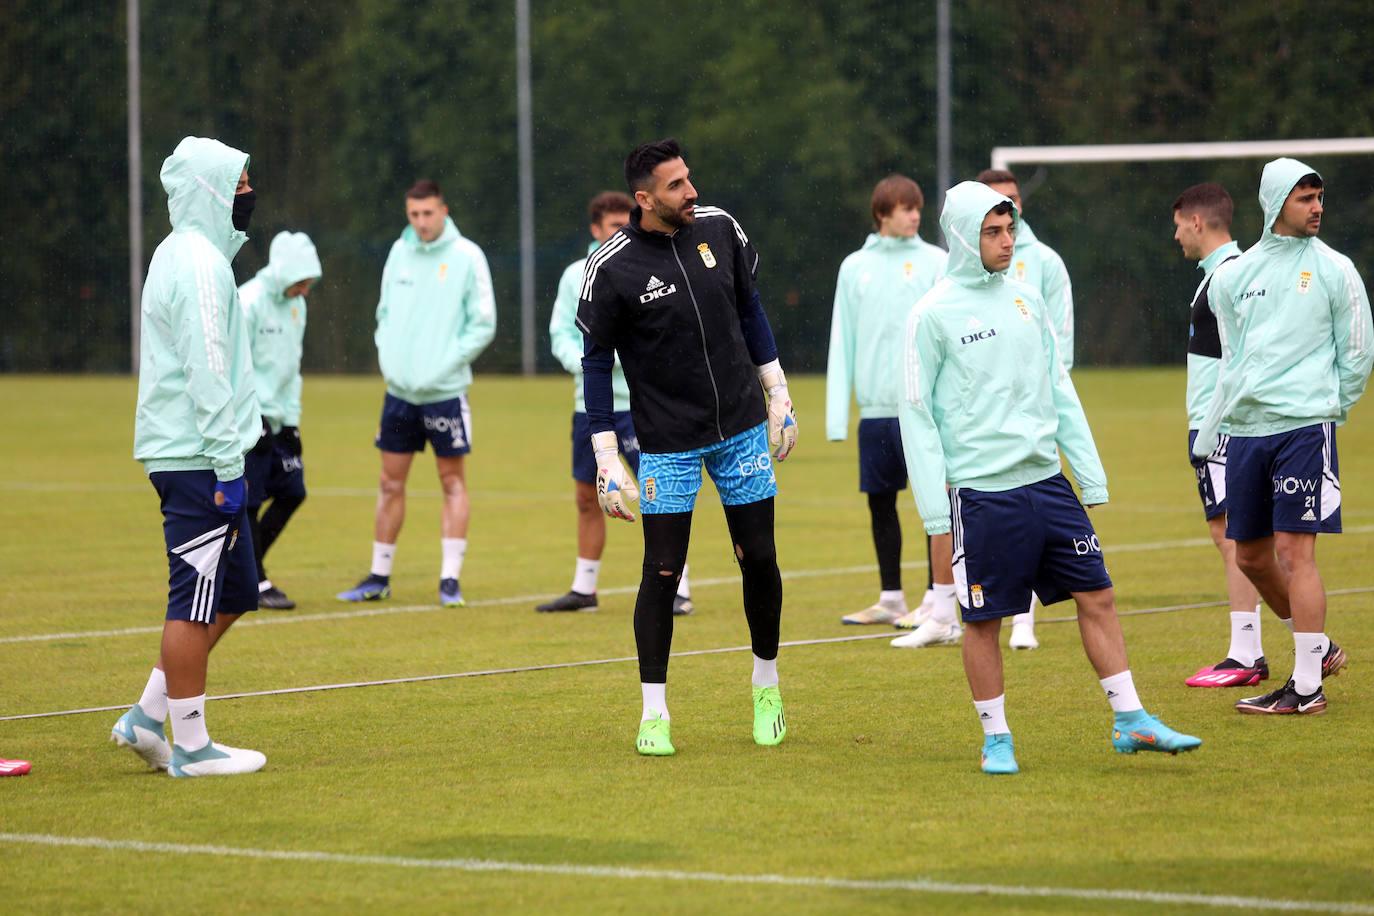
990, 137, 1374, 172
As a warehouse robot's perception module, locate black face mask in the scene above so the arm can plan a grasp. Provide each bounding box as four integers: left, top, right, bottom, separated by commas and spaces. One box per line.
232, 189, 256, 231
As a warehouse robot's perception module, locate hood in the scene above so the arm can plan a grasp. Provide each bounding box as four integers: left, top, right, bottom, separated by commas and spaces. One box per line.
1013, 217, 1038, 249
1259, 157, 1321, 238
861, 232, 927, 251
939, 181, 1017, 286
259, 231, 322, 300
402, 216, 461, 252
160, 136, 250, 259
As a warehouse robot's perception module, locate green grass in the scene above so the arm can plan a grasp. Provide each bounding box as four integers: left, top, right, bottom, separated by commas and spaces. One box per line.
1, 370, 1372, 914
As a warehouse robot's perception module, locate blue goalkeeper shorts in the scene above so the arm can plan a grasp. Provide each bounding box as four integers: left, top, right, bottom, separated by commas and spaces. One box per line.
637, 422, 776, 515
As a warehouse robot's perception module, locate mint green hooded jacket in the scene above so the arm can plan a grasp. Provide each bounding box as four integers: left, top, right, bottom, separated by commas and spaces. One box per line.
375, 217, 496, 405
898, 181, 1107, 535
239, 231, 322, 431
550, 243, 630, 413
1007, 219, 1074, 370
1193, 158, 1373, 456
1184, 240, 1241, 428
825, 232, 947, 439
134, 137, 260, 482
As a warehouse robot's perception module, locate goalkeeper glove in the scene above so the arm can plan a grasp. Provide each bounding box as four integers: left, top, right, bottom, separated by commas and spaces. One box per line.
592, 430, 639, 522
757, 359, 798, 461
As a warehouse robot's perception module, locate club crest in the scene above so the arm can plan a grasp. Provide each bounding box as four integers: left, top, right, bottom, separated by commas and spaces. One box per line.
697, 243, 717, 268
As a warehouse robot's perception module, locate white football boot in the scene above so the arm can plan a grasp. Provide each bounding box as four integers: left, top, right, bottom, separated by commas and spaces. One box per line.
891, 618, 962, 648
110, 704, 171, 771
168, 742, 267, 778
894, 590, 936, 629
1009, 602, 1039, 650
842, 597, 907, 625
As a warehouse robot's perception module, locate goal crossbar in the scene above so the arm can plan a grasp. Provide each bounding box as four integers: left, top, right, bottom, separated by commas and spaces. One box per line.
990, 137, 1374, 171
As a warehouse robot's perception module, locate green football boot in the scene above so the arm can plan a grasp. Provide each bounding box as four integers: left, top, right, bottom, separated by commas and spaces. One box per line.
636, 713, 675, 756
752, 685, 787, 746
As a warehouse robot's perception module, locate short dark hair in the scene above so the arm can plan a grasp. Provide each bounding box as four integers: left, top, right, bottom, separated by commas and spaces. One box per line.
1295, 172, 1324, 191
976, 168, 1019, 187
870, 174, 924, 227
625, 138, 684, 192
405, 179, 443, 201
989, 201, 1015, 217
588, 190, 634, 224
1172, 182, 1233, 229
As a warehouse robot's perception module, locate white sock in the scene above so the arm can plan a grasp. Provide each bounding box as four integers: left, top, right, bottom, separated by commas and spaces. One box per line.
641, 682, 669, 721
1100, 670, 1143, 715
258, 579, 273, 593
973, 694, 1009, 736
441, 538, 467, 580
137, 667, 168, 721
168, 694, 210, 751
879, 589, 905, 606
371, 541, 396, 577
752, 654, 779, 687
571, 557, 600, 595
1279, 615, 1295, 633
1012, 597, 1037, 628
677, 564, 691, 599
1227, 609, 1262, 666
1292, 632, 1328, 696
920, 588, 935, 608
932, 582, 958, 625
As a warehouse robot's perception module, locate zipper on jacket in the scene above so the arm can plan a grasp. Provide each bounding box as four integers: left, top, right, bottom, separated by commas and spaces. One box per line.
669, 236, 725, 441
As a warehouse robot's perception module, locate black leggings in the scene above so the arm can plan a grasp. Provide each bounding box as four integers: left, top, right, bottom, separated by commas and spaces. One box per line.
249, 493, 305, 582
867, 492, 903, 592
634, 498, 782, 683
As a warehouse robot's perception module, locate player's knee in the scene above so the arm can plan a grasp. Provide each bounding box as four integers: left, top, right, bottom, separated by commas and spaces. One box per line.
378, 475, 406, 500
1273, 537, 1314, 573
1234, 545, 1269, 578
640, 559, 682, 590
575, 487, 598, 515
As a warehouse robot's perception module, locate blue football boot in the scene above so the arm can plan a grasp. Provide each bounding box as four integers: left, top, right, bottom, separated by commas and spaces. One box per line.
336, 574, 391, 602
980, 733, 1019, 775
1111, 710, 1202, 755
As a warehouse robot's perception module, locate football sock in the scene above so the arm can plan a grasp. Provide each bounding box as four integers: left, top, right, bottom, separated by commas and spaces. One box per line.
641, 682, 669, 721
1227, 609, 1262, 666
677, 564, 692, 599
973, 694, 1009, 736
868, 491, 902, 592
932, 582, 958, 625
571, 557, 600, 595
1292, 632, 1328, 695
1099, 670, 1143, 715
371, 541, 396, 578
880, 589, 905, 606
1012, 598, 1036, 629
724, 499, 782, 661
137, 667, 168, 721
440, 538, 467, 581
1279, 615, 1295, 633
752, 654, 779, 688
258, 579, 273, 593
168, 694, 210, 752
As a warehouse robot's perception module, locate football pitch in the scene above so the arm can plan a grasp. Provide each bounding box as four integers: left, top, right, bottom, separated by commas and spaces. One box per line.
2, 370, 1371, 914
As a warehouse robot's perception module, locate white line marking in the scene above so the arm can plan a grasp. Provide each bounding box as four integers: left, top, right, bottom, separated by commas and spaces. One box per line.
13, 528, 1372, 647
0, 833, 1367, 913
4, 586, 1370, 722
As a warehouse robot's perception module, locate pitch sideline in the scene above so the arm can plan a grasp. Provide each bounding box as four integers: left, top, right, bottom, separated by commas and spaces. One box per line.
0, 832, 1369, 913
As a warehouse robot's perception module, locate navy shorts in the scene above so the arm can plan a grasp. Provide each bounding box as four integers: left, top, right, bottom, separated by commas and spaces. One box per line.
376, 393, 471, 457
151, 470, 258, 623
1187, 429, 1228, 520
246, 430, 307, 509
950, 474, 1113, 622
1225, 422, 1341, 541
571, 411, 640, 484
858, 418, 908, 493
638, 422, 777, 515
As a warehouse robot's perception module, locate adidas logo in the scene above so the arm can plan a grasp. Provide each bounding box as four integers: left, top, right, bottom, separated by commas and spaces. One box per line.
1311, 645, 1325, 653
1301, 508, 1317, 521
645, 275, 665, 291
979, 712, 991, 719
1241, 623, 1255, 631
181, 710, 201, 720
1106, 690, 1119, 698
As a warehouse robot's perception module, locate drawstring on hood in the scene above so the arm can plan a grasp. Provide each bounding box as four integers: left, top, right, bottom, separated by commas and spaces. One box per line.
160, 136, 251, 260
939, 181, 1018, 287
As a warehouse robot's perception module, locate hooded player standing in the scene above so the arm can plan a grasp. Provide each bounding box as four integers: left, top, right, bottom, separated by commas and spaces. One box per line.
241, 231, 322, 609
112, 137, 267, 777
1193, 158, 1371, 715
900, 181, 1200, 774
577, 138, 797, 756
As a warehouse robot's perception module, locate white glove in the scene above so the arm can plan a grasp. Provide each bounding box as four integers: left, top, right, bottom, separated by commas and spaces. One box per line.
757, 359, 798, 461
592, 430, 639, 522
